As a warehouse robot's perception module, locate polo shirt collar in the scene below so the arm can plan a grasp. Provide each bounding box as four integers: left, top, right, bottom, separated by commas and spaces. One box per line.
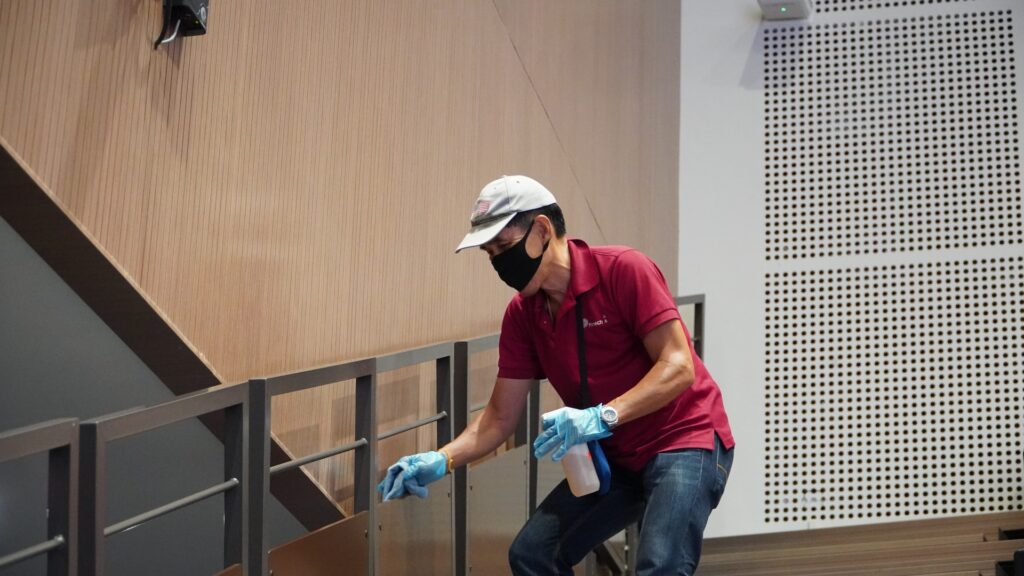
530, 238, 600, 324
567, 239, 600, 299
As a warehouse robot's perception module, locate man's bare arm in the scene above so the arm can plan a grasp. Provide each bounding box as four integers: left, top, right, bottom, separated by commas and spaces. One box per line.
440, 377, 533, 468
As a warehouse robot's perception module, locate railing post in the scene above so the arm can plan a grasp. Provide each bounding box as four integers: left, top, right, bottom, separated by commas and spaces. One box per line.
514, 403, 529, 448
354, 363, 378, 575
693, 299, 705, 358
242, 379, 268, 569
434, 352, 458, 576
47, 424, 77, 576
224, 394, 244, 570
625, 523, 640, 576
527, 379, 540, 516
245, 379, 270, 576
435, 353, 453, 448
77, 423, 104, 576
451, 343, 469, 576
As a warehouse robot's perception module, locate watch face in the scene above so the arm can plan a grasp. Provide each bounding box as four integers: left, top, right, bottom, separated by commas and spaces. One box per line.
601, 406, 618, 425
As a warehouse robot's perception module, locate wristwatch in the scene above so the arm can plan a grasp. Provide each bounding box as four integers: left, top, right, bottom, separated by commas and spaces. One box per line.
599, 404, 619, 429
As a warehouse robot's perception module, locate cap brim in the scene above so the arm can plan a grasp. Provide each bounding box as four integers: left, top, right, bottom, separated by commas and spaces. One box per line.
454, 213, 516, 253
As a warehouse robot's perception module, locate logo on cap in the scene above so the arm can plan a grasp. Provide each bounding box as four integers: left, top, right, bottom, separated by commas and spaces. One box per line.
471, 199, 492, 221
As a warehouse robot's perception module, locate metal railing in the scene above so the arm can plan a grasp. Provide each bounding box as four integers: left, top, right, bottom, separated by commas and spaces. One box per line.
0, 296, 703, 576
0, 418, 78, 575
77, 383, 253, 576
676, 294, 704, 358
259, 340, 463, 575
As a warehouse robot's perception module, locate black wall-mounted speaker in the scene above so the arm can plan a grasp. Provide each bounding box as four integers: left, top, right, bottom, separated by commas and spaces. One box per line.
169, 0, 209, 37
155, 0, 208, 48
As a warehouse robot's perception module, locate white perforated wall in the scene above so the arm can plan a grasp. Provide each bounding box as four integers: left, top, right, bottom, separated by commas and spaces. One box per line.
816, 0, 979, 14
763, 5, 1024, 524
765, 257, 1024, 522
766, 11, 1022, 260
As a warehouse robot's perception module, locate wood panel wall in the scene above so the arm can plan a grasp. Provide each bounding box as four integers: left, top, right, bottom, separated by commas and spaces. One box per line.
0, 0, 680, 517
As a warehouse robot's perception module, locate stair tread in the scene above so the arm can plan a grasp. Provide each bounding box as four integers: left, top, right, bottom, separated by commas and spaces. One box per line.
704, 532, 986, 563
699, 536, 1022, 576
705, 512, 1024, 555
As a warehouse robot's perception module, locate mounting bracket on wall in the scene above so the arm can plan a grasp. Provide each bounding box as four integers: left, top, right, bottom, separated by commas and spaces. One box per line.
154, 0, 209, 49
757, 0, 812, 20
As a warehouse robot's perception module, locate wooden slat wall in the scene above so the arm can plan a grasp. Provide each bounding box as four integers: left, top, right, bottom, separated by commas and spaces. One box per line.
492, 0, 681, 278
0, 0, 680, 514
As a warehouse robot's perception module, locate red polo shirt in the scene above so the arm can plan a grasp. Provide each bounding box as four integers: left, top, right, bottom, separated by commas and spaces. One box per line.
497, 239, 734, 472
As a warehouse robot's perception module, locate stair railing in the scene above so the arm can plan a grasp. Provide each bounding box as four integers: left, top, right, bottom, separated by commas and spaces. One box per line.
0, 418, 78, 575
0, 296, 701, 576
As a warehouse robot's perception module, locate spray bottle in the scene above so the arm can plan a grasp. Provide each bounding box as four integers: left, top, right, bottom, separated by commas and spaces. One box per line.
543, 410, 600, 497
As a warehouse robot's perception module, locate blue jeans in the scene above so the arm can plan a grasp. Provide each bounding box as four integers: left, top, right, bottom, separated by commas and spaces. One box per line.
509, 434, 733, 576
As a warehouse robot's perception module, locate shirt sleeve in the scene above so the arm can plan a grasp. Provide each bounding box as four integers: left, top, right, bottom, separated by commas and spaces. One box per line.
609, 249, 682, 339
497, 298, 545, 380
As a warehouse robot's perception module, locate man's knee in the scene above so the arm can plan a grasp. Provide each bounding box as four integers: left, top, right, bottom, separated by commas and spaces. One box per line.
509, 523, 557, 573
508, 526, 538, 570
508, 534, 522, 566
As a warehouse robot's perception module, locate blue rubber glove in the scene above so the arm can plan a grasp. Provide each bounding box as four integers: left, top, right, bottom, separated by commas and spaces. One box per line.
377, 451, 447, 501
532, 406, 612, 462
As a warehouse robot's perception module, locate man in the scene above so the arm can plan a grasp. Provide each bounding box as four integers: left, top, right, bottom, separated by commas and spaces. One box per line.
378, 175, 734, 575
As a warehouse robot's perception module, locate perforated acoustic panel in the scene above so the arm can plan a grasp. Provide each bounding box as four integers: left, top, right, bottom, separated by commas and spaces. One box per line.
815, 0, 979, 13
765, 11, 1022, 260
765, 258, 1024, 522
763, 6, 1024, 524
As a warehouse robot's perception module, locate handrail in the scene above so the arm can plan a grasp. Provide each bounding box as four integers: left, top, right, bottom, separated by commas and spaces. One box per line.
376, 341, 454, 372
675, 294, 702, 306
266, 357, 376, 396
0, 417, 78, 461
466, 333, 499, 355
264, 340, 457, 396
88, 382, 247, 441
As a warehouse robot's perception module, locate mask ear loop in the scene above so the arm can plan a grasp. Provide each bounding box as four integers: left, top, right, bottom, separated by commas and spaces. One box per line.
525, 217, 552, 255
509, 217, 543, 256
520, 218, 536, 243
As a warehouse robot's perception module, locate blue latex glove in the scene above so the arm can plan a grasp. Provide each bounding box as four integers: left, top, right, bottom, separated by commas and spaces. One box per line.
533, 406, 612, 462
377, 451, 447, 501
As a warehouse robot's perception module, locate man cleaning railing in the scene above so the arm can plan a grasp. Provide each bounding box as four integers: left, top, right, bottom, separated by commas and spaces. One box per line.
378, 175, 736, 576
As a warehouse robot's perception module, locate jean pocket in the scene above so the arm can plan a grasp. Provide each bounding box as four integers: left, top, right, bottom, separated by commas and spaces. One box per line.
715, 461, 729, 484
712, 443, 733, 507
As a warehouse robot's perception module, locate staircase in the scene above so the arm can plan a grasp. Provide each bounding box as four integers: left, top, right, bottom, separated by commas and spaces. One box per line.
696, 511, 1024, 576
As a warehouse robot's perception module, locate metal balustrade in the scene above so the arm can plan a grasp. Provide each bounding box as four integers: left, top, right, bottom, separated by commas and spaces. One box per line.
0, 418, 78, 575
0, 296, 702, 576
76, 383, 253, 576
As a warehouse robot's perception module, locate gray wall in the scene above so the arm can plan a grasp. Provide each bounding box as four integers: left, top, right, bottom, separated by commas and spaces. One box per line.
0, 216, 305, 575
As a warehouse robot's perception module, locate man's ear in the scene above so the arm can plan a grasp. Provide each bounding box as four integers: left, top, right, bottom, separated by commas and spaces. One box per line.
534, 215, 553, 242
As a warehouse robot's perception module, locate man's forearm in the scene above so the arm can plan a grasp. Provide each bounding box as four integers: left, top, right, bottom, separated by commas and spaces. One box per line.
440, 408, 516, 469
607, 358, 694, 426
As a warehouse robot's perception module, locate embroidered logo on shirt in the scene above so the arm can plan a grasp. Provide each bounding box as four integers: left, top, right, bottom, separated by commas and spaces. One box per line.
582, 316, 609, 329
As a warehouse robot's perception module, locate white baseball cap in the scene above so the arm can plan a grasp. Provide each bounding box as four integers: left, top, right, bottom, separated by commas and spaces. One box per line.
455, 175, 558, 253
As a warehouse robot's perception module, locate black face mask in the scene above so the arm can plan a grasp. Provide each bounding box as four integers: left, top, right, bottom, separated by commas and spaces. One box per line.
491, 219, 549, 292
